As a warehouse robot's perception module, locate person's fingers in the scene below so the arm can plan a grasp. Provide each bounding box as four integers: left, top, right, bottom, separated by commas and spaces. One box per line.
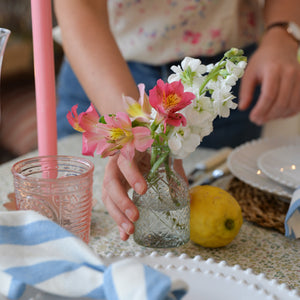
242, 29, 300, 124
102, 184, 135, 239
286, 81, 300, 116
101, 155, 140, 238
102, 160, 139, 218
118, 226, 130, 241
102, 175, 139, 222
276, 66, 300, 119
117, 152, 148, 195
238, 64, 259, 111
263, 67, 295, 121
249, 64, 280, 125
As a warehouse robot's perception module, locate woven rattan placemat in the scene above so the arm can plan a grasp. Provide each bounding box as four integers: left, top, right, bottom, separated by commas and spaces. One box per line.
227, 177, 290, 234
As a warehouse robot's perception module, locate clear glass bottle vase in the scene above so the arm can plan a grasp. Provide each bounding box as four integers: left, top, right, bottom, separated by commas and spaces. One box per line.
133, 146, 190, 248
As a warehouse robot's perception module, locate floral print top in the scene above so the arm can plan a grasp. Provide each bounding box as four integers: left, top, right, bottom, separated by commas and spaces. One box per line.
108, 0, 263, 64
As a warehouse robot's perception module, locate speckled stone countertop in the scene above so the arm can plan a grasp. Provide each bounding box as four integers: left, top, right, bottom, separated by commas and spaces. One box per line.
1, 134, 299, 292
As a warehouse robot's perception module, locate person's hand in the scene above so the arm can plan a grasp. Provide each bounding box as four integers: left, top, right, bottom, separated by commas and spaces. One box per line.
101, 151, 187, 241
102, 151, 149, 241
239, 28, 300, 125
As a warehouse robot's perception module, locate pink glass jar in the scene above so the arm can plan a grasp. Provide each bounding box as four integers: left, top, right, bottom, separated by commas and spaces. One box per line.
11, 155, 94, 243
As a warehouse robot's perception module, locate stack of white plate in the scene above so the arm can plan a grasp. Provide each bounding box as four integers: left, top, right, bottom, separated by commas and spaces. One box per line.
227, 135, 300, 201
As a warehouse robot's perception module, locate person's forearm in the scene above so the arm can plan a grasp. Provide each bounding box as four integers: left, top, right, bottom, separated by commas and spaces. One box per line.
264, 0, 300, 26
260, 0, 300, 53
53, 0, 139, 115
239, 0, 300, 122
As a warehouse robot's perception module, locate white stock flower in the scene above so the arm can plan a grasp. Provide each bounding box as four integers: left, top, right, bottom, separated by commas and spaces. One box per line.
224, 74, 238, 86
238, 60, 247, 69
204, 76, 237, 117
226, 60, 246, 78
168, 57, 207, 88
168, 66, 182, 83
193, 121, 214, 139
206, 63, 215, 72
168, 126, 201, 159
168, 98, 215, 158
181, 57, 206, 74
184, 100, 214, 128
178, 94, 215, 144
194, 94, 215, 116
211, 89, 237, 118
166, 48, 246, 157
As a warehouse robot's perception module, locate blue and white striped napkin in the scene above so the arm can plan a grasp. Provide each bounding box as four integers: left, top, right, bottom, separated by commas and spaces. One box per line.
0, 210, 187, 300
285, 186, 300, 239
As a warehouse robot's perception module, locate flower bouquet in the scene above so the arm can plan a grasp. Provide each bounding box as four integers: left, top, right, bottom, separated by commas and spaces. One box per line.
68, 48, 247, 248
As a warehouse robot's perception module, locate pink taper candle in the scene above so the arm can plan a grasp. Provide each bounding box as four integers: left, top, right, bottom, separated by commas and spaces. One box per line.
31, 0, 57, 156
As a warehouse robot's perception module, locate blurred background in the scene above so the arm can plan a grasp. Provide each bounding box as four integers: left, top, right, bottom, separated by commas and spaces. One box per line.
0, 0, 63, 163
0, 0, 299, 165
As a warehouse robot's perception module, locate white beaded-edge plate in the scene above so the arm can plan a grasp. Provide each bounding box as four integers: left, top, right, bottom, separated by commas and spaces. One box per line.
103, 252, 300, 300
3, 252, 299, 300
258, 145, 300, 189
227, 136, 300, 199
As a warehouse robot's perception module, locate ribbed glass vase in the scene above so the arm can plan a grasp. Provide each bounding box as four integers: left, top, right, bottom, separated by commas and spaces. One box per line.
133, 145, 190, 248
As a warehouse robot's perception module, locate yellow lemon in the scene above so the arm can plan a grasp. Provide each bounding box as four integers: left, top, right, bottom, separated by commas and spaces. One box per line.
190, 185, 243, 248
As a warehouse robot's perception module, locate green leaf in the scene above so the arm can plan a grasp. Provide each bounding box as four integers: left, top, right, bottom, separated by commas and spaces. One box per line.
180, 66, 196, 86
99, 116, 106, 124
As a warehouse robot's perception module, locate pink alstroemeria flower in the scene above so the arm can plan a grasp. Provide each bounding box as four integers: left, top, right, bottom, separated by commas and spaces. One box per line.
67, 104, 85, 132
96, 112, 153, 161
149, 79, 195, 130
77, 104, 102, 132
67, 104, 100, 133
123, 83, 152, 122
67, 104, 104, 156
78, 108, 153, 160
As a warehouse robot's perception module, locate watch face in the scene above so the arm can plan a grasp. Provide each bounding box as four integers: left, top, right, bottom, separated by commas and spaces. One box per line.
288, 22, 300, 42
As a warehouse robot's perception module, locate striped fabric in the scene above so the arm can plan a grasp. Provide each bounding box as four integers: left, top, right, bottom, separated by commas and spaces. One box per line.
285, 186, 300, 239
0, 211, 187, 300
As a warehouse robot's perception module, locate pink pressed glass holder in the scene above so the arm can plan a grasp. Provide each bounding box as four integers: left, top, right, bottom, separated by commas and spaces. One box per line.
11, 155, 94, 243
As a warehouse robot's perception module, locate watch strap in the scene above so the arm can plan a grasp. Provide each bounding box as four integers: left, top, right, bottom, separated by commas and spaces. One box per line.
265, 22, 300, 44
265, 22, 289, 31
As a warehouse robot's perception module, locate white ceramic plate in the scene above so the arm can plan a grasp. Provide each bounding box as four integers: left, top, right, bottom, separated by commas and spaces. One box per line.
2, 252, 299, 300
104, 252, 299, 300
227, 136, 300, 199
258, 145, 300, 189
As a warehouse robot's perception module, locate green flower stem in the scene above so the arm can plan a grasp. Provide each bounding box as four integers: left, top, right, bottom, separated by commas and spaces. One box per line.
198, 60, 226, 95
148, 147, 170, 181
150, 145, 158, 166
164, 158, 171, 176
150, 121, 160, 133
198, 49, 246, 96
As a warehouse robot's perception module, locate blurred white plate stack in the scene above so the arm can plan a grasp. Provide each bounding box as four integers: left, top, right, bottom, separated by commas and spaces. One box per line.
228, 135, 300, 199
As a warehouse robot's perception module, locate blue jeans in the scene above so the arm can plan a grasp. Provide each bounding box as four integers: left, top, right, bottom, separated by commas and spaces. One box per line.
56, 44, 261, 148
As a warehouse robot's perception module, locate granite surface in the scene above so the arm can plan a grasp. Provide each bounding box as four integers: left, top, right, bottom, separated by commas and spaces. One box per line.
1, 134, 299, 292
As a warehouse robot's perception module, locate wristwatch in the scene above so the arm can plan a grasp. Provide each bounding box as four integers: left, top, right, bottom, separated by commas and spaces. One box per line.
265, 21, 300, 44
